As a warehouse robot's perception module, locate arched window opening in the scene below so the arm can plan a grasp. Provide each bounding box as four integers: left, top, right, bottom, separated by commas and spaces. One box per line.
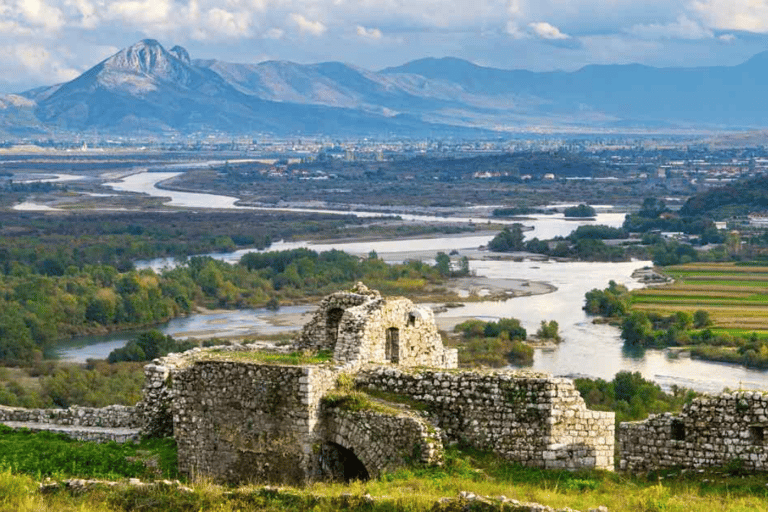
326, 308, 344, 348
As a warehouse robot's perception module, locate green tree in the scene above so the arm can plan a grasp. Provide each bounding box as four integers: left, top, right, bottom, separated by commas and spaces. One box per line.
435, 252, 451, 277
536, 320, 561, 341
621, 311, 653, 346
693, 309, 712, 328
488, 224, 525, 252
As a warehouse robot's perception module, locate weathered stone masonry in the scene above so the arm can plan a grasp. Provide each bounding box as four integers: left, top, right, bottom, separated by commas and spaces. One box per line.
620, 391, 768, 472
0, 284, 618, 484
294, 282, 457, 369
356, 367, 615, 471
0, 404, 140, 443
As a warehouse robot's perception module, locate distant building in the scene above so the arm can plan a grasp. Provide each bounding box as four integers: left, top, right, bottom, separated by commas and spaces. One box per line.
749, 213, 768, 228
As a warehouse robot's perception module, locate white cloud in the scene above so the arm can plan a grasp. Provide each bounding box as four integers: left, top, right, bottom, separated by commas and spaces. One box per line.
265, 27, 284, 39
205, 8, 252, 38
105, 0, 172, 26
505, 21, 528, 39
356, 25, 382, 40
718, 33, 736, 42
628, 15, 713, 39
65, 0, 98, 29
289, 13, 327, 36
0, 43, 80, 83
528, 21, 569, 39
18, 0, 65, 30
0, 19, 34, 36
692, 0, 768, 32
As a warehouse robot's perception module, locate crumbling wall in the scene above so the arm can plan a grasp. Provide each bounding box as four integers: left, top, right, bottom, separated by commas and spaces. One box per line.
356, 367, 614, 471
0, 404, 139, 428
294, 284, 379, 353
171, 360, 338, 484
323, 407, 444, 479
620, 391, 768, 472
293, 283, 456, 369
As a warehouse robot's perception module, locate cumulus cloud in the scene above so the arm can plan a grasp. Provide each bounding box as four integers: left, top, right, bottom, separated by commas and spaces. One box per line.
65, 0, 99, 29
718, 33, 736, 42
692, 0, 768, 32
105, 0, 172, 26
356, 25, 382, 40
505, 21, 528, 39
628, 15, 713, 39
0, 43, 80, 83
265, 27, 284, 39
528, 21, 569, 39
18, 0, 65, 30
205, 8, 252, 38
289, 13, 327, 36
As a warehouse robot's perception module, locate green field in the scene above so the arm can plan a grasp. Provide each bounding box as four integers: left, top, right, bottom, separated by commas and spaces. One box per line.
629, 263, 768, 332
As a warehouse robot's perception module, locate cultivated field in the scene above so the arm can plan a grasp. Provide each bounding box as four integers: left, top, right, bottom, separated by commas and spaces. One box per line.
630, 263, 768, 333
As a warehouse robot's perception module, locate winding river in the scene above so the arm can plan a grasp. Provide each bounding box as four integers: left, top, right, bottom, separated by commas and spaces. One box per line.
57, 169, 768, 393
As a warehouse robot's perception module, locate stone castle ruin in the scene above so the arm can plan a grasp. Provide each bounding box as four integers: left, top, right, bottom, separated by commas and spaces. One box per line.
293, 282, 457, 369
11, 283, 758, 483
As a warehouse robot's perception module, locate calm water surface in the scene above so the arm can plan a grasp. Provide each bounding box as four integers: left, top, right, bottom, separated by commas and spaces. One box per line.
73, 169, 768, 392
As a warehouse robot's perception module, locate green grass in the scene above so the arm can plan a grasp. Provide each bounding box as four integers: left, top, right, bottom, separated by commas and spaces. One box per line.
0, 425, 177, 480
629, 263, 768, 332
204, 349, 333, 365
692, 328, 768, 339
1, 435, 768, 511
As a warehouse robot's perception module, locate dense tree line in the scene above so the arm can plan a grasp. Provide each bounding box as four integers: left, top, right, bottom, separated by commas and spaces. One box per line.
622, 197, 722, 243
489, 224, 633, 262
563, 204, 595, 218
452, 317, 532, 366
0, 210, 366, 273
583, 282, 768, 368
0, 249, 449, 365
575, 371, 697, 424
679, 174, 768, 219
0, 361, 144, 408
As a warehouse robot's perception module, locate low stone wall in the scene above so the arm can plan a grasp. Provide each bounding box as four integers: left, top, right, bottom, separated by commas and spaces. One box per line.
0, 404, 140, 428
0, 421, 140, 443
356, 367, 614, 471
620, 391, 768, 472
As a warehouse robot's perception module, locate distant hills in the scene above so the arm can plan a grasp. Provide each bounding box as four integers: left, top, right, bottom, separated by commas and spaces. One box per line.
3, 39, 768, 137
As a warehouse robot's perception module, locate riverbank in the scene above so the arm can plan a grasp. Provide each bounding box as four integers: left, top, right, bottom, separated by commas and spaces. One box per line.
189, 275, 557, 341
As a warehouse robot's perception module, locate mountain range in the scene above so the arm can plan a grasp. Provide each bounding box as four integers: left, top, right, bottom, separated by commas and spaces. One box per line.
3, 39, 768, 138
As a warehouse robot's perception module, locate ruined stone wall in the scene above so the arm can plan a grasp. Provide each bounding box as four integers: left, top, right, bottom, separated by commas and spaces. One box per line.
294, 289, 375, 353
356, 367, 614, 471
620, 391, 768, 472
352, 300, 451, 368
0, 404, 139, 428
323, 407, 444, 479
293, 283, 456, 369
171, 360, 338, 484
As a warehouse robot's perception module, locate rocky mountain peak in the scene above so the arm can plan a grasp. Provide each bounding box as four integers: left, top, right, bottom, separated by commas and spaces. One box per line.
101, 39, 192, 87
169, 46, 191, 65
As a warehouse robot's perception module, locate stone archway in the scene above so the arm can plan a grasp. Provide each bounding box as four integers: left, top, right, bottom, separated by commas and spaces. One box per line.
319, 442, 370, 482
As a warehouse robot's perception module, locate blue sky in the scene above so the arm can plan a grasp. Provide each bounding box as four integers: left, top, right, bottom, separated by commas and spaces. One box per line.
2, 0, 768, 93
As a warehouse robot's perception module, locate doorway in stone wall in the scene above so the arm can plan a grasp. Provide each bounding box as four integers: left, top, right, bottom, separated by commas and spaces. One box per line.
319, 442, 370, 482
326, 308, 344, 348
386, 327, 400, 363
